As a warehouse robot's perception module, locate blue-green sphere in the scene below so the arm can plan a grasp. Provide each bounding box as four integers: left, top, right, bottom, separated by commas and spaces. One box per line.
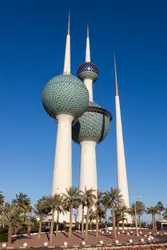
42, 74, 89, 120
72, 101, 112, 144
77, 62, 99, 82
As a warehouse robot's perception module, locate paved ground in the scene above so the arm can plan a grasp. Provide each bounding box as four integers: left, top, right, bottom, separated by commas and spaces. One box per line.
7, 229, 167, 248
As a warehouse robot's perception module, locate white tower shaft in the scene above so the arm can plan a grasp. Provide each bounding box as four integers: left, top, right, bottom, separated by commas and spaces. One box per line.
114, 57, 131, 223
52, 114, 73, 195
84, 79, 93, 101
52, 13, 72, 223
77, 26, 97, 222
52, 114, 73, 222
77, 141, 98, 221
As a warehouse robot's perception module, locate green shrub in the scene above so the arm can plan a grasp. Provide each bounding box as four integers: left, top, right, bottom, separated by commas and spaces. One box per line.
0, 232, 8, 242
30, 225, 39, 233
0, 228, 8, 234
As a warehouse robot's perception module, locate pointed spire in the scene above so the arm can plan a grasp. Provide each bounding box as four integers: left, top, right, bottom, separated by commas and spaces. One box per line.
87, 23, 89, 38
85, 23, 91, 62
114, 54, 119, 96
68, 10, 70, 35
63, 11, 71, 74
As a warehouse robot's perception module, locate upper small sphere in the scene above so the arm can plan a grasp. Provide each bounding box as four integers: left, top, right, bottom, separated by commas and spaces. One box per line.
42, 74, 89, 120
72, 101, 112, 144
77, 62, 99, 82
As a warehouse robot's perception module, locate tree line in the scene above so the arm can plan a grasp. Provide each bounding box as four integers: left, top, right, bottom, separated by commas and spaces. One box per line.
0, 188, 167, 245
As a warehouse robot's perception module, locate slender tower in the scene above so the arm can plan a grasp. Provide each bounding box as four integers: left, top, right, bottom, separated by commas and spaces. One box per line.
42, 14, 89, 222
84, 25, 93, 101
114, 56, 131, 223
72, 26, 112, 222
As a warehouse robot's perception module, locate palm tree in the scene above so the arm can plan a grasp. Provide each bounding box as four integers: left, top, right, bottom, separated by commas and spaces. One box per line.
12, 192, 31, 221
89, 208, 96, 229
128, 204, 136, 224
0, 192, 4, 205
101, 192, 110, 228
105, 188, 123, 240
78, 191, 87, 236
34, 196, 50, 238
63, 186, 79, 238
110, 206, 127, 231
147, 206, 159, 233
24, 215, 37, 236
136, 201, 145, 228
119, 205, 128, 230
80, 188, 96, 241
47, 193, 65, 242
0, 192, 5, 227
94, 191, 104, 237
1, 202, 22, 244
163, 208, 167, 219
156, 201, 164, 221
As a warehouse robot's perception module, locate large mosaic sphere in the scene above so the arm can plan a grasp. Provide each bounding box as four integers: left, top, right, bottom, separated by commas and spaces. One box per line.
42, 74, 89, 120
77, 62, 99, 82
72, 101, 112, 144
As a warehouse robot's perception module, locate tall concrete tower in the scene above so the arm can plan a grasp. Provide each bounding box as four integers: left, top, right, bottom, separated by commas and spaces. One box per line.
114, 56, 131, 223
42, 14, 89, 222
72, 26, 112, 222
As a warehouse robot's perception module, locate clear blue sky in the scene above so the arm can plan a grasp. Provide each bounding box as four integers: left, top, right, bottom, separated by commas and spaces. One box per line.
0, 0, 167, 217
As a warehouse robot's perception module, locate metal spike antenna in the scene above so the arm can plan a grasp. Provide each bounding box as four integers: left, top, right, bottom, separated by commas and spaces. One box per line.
63, 11, 71, 74
68, 10, 70, 35
87, 23, 89, 38
114, 54, 119, 96
85, 24, 91, 62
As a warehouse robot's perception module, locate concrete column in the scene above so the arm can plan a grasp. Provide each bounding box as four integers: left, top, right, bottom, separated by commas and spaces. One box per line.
84, 79, 93, 101
52, 114, 73, 223
77, 141, 97, 222
52, 114, 73, 195
115, 96, 132, 223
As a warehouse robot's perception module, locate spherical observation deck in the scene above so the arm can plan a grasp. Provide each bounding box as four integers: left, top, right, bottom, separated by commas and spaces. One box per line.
77, 62, 99, 82
72, 101, 112, 144
42, 74, 89, 120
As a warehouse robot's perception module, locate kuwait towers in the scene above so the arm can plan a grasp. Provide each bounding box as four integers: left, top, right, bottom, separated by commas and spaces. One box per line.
114, 57, 132, 223
42, 12, 131, 223
72, 26, 112, 222
42, 14, 89, 222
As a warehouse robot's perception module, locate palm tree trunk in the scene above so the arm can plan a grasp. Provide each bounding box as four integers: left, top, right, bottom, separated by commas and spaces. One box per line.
14, 227, 18, 235
112, 202, 116, 240
81, 205, 84, 237
56, 210, 59, 235
50, 208, 55, 242
122, 211, 125, 230
117, 222, 119, 231
134, 213, 138, 235
154, 214, 157, 232
27, 225, 31, 236
38, 220, 42, 239
84, 206, 90, 241
69, 204, 73, 238
96, 214, 99, 237
152, 213, 154, 232
24, 212, 26, 221
89, 220, 91, 230
138, 215, 141, 228
8, 226, 12, 245
105, 210, 107, 228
